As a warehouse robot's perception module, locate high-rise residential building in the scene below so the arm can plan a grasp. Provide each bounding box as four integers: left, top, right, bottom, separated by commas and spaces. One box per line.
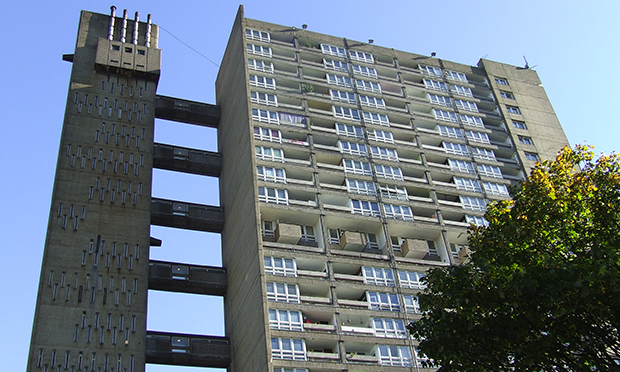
28, 5, 569, 372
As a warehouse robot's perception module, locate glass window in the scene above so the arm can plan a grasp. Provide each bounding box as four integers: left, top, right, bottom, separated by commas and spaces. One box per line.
349, 50, 374, 63
362, 111, 390, 126
301, 225, 316, 242
460, 196, 487, 211
255, 146, 284, 162
471, 147, 496, 161
251, 91, 277, 106
370, 146, 398, 161
443, 142, 469, 156
500, 91, 515, 99
455, 99, 479, 113
355, 79, 382, 93
450, 84, 473, 97
264, 257, 296, 276
428, 94, 452, 107
368, 129, 394, 143
338, 141, 367, 156
433, 109, 458, 123
466, 215, 489, 227
374, 164, 404, 180
248, 59, 274, 73
436, 125, 464, 139
519, 136, 534, 145
483, 182, 509, 196
367, 292, 401, 311
372, 318, 407, 338
343, 159, 372, 176
249, 75, 276, 89
379, 184, 408, 201
376, 345, 413, 367
454, 177, 482, 193
383, 204, 413, 221
363, 267, 396, 286
323, 59, 349, 72
271, 338, 306, 360
266, 283, 300, 303
524, 152, 539, 161
403, 295, 421, 313
330, 89, 357, 104
346, 179, 377, 195
326, 73, 353, 88
256, 166, 286, 183
460, 114, 484, 128
423, 79, 448, 92
448, 159, 476, 174
258, 187, 288, 205
419, 65, 442, 77
359, 95, 385, 109
445, 70, 468, 83
320, 43, 346, 58
262, 220, 275, 237
333, 106, 361, 121
247, 44, 272, 57
254, 127, 281, 143
335, 123, 364, 138
352, 64, 378, 78
269, 309, 303, 331
279, 112, 306, 126
465, 130, 490, 144
252, 108, 279, 124
477, 163, 503, 179
506, 106, 521, 114
512, 120, 527, 129
398, 271, 426, 289
351, 200, 381, 217
495, 77, 509, 85
245, 29, 270, 42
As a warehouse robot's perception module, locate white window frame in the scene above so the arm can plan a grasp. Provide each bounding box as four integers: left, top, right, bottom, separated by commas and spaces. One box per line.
343, 159, 372, 176
252, 108, 279, 124
351, 200, 381, 217
363, 111, 390, 126
363, 267, 396, 286
368, 130, 394, 144
271, 338, 306, 361
455, 99, 479, 113
335, 123, 364, 138
346, 179, 377, 196
450, 84, 473, 97
258, 187, 288, 205
403, 295, 421, 314
247, 44, 272, 58
443, 142, 469, 156
330, 89, 357, 104
460, 196, 487, 212
436, 125, 464, 139
256, 166, 286, 183
433, 109, 458, 123
519, 136, 534, 145
524, 152, 539, 161
398, 270, 426, 290
245, 29, 270, 42
471, 147, 496, 161
359, 95, 386, 109
326, 73, 353, 88
254, 127, 281, 143
266, 282, 300, 303
301, 225, 316, 243
349, 50, 374, 63
352, 64, 378, 78
379, 184, 408, 201
423, 79, 448, 92
262, 220, 275, 237
500, 91, 515, 99
445, 70, 468, 83
477, 163, 503, 179
355, 79, 382, 94
321, 43, 346, 58
248, 59, 274, 73
269, 309, 303, 331
370, 146, 398, 161
376, 345, 413, 367
460, 114, 484, 128
428, 94, 452, 107
483, 181, 509, 196
339, 141, 367, 156
466, 215, 489, 227
454, 177, 482, 193
512, 120, 527, 129
506, 106, 521, 114
383, 204, 413, 221
249, 75, 276, 89
367, 291, 401, 312
466, 130, 490, 144
448, 159, 476, 174
251, 91, 277, 106
374, 164, 404, 181
419, 65, 442, 77
372, 318, 407, 339
495, 77, 509, 85
333, 106, 361, 121
323, 59, 349, 72
264, 256, 296, 276
255, 146, 284, 162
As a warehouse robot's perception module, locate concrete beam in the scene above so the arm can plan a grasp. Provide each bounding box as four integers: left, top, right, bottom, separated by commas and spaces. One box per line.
153, 143, 221, 177
155, 95, 220, 128
149, 260, 226, 296
146, 331, 230, 368
151, 198, 224, 233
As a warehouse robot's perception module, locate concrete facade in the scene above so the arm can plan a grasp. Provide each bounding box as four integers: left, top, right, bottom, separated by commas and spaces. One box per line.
28, 5, 570, 372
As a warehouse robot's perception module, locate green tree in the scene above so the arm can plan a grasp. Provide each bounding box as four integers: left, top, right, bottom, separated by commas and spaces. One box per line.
410, 146, 620, 371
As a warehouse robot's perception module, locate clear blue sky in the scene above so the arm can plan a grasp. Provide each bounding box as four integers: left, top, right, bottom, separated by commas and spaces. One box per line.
1, 1, 618, 371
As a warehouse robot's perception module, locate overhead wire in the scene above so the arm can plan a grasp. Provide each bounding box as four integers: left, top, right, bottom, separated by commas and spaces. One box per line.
159, 26, 220, 68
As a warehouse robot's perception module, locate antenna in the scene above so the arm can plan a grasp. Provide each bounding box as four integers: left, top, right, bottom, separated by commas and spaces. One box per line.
523, 55, 538, 69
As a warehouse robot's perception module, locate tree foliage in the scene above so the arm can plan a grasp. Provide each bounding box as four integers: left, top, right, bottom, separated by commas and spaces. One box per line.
410, 146, 620, 371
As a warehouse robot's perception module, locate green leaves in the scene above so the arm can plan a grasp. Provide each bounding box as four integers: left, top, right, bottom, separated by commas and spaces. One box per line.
411, 146, 620, 371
